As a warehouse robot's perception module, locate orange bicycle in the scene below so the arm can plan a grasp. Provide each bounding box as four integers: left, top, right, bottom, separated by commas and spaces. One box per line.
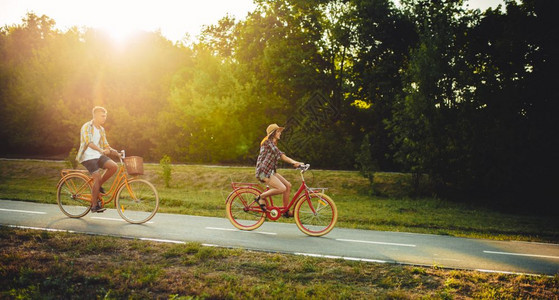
225, 164, 338, 236
56, 150, 159, 224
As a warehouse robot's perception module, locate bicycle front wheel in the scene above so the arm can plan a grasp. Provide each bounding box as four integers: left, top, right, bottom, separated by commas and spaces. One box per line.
226, 188, 265, 231
116, 179, 159, 224
57, 174, 92, 218
294, 193, 338, 237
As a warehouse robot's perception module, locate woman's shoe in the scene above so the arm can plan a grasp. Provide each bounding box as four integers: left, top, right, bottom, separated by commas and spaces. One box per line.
255, 195, 266, 212
282, 211, 294, 218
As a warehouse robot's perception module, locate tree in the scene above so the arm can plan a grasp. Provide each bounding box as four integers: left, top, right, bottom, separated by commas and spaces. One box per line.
350, 0, 417, 172
389, 0, 479, 192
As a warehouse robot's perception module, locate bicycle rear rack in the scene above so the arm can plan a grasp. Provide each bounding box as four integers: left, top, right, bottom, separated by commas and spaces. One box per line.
60, 169, 90, 177
231, 182, 261, 189
309, 187, 328, 193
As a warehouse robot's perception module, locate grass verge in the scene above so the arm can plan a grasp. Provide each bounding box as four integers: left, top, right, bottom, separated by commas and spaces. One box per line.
1, 159, 558, 242
1, 227, 558, 299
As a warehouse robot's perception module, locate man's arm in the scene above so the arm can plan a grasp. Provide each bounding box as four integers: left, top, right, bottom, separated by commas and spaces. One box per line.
87, 143, 111, 155
99, 127, 118, 155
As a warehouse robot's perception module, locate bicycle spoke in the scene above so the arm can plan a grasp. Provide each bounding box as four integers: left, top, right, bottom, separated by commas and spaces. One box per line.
116, 179, 159, 224
226, 189, 265, 230
295, 193, 338, 236
57, 175, 91, 218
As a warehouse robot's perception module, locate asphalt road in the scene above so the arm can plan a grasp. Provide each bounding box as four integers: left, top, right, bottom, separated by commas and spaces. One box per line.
1, 199, 558, 276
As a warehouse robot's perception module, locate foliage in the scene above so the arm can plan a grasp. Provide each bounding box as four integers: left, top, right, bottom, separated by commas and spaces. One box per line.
1, 159, 558, 242
355, 133, 377, 193
389, 0, 559, 204
159, 155, 172, 188
1, 0, 558, 207
3, 227, 557, 299
64, 147, 78, 169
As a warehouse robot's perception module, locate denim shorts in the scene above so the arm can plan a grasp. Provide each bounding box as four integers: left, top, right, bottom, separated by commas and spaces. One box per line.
81, 155, 112, 174
257, 170, 275, 183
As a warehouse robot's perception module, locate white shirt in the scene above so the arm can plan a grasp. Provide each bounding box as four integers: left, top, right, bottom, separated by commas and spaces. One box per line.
82, 125, 102, 161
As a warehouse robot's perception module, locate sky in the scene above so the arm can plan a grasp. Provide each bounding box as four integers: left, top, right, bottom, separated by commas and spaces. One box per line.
0, 0, 505, 43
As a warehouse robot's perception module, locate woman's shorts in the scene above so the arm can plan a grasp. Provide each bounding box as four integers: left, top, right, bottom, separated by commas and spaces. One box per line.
81, 155, 112, 174
257, 170, 275, 183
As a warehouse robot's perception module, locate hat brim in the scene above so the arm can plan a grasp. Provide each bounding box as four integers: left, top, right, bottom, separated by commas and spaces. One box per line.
267, 126, 284, 135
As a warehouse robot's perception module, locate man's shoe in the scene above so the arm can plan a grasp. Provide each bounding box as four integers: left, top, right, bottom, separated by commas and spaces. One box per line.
91, 205, 106, 213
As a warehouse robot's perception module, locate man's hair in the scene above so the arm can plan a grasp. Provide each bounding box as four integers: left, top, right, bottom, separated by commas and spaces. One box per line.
92, 106, 107, 117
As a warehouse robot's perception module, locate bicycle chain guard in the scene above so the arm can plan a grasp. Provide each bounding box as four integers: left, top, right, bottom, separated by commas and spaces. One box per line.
266, 207, 281, 221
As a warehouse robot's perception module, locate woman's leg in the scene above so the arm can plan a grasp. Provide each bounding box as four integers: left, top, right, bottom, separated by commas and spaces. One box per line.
259, 174, 286, 199
274, 173, 292, 207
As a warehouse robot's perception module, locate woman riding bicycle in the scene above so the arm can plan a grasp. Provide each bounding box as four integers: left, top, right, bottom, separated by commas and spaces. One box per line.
254, 124, 303, 217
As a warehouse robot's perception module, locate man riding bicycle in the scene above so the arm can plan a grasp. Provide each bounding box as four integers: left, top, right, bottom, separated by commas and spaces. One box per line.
75, 106, 119, 213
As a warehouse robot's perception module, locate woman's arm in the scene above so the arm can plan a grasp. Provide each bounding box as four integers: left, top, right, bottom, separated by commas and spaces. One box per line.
281, 154, 302, 167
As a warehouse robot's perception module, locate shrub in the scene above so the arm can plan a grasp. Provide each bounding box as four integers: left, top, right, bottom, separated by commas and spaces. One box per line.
160, 155, 172, 188
65, 148, 78, 169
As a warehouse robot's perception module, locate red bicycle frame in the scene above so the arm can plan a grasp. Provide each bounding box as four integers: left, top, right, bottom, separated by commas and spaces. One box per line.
228, 167, 322, 221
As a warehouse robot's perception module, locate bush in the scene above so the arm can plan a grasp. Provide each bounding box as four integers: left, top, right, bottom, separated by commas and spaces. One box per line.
160, 155, 172, 188
65, 148, 78, 169
355, 134, 379, 195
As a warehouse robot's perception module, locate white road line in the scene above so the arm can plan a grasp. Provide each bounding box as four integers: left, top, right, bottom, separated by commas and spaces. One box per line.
5, 225, 77, 233
483, 250, 559, 260
205, 226, 277, 236
90, 217, 154, 224
337, 238, 416, 248
0, 208, 46, 214
295, 252, 388, 263
206, 226, 237, 232
140, 238, 185, 244
475, 269, 544, 277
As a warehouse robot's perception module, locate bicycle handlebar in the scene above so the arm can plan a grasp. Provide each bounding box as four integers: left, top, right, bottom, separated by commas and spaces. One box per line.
117, 150, 126, 164
297, 163, 310, 172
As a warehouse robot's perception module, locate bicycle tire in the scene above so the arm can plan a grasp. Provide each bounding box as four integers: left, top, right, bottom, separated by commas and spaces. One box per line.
115, 179, 159, 224
56, 173, 92, 218
294, 192, 338, 236
226, 188, 265, 231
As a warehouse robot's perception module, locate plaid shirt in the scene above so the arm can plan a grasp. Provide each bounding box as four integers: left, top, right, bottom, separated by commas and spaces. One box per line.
75, 120, 110, 163
255, 139, 284, 181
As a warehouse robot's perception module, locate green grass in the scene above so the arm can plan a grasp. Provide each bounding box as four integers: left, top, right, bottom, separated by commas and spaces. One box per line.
1, 227, 558, 299
1, 158, 558, 242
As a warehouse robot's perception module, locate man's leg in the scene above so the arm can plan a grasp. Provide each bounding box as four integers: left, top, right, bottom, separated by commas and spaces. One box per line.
99, 159, 117, 187
90, 171, 101, 208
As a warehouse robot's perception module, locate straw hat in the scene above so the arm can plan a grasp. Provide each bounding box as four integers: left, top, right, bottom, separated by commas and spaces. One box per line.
266, 124, 285, 136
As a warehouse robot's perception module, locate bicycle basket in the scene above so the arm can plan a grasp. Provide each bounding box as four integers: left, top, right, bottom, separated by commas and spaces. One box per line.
124, 156, 144, 175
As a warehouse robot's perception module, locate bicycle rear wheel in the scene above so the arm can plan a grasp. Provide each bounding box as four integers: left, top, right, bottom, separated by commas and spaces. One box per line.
57, 174, 92, 218
294, 193, 338, 236
116, 179, 159, 224
226, 188, 265, 231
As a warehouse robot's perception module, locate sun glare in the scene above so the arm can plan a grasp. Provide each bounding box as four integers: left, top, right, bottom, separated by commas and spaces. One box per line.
85, 1, 159, 45
102, 25, 138, 44
1, 0, 257, 43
